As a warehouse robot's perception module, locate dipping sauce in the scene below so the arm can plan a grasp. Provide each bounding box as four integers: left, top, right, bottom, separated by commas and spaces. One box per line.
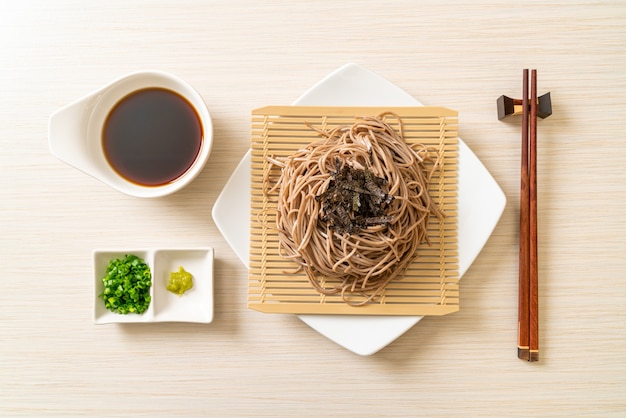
103, 88, 203, 186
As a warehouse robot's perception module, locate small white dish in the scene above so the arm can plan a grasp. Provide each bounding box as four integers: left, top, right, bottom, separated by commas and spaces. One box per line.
212, 63, 506, 355
93, 248, 214, 324
49, 71, 213, 198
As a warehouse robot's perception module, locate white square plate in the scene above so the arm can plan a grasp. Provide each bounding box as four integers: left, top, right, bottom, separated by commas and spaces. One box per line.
212, 64, 505, 355
94, 248, 214, 324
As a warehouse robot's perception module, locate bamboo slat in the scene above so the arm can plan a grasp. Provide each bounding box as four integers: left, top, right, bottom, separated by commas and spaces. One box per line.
249, 106, 459, 315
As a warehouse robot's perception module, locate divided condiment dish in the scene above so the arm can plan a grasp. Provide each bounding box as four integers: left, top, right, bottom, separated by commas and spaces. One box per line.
93, 248, 214, 324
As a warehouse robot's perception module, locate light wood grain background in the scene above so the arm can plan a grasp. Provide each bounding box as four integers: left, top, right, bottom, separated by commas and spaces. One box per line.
1, 1, 625, 416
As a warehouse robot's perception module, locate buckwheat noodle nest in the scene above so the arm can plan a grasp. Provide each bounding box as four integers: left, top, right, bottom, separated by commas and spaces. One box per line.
264, 113, 444, 305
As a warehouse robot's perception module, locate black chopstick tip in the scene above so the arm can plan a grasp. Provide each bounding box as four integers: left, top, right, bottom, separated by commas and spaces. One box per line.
529, 351, 539, 362
518, 347, 530, 361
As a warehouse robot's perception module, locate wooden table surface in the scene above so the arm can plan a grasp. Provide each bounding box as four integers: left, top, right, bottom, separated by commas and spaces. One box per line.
2, 1, 625, 416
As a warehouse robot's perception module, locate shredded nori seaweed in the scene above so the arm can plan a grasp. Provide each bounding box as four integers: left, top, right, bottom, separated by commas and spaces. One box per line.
316, 158, 394, 234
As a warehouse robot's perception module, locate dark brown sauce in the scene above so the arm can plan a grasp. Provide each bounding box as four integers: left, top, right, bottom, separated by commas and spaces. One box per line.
103, 88, 203, 187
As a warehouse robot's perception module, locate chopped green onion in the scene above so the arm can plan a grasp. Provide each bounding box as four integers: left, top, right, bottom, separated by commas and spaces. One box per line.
98, 254, 151, 315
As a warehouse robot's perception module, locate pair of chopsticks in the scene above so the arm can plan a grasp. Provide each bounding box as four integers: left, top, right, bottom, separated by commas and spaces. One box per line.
518, 69, 539, 362
498, 70, 550, 361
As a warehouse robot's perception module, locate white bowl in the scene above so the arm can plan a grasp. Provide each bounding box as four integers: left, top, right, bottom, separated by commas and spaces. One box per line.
93, 248, 214, 324
49, 71, 213, 198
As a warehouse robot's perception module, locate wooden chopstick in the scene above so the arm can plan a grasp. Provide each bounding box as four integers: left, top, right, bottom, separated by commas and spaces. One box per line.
518, 69, 539, 362
529, 70, 539, 362
518, 69, 531, 361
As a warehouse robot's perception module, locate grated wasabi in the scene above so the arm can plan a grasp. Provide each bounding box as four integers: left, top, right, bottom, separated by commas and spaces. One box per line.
167, 266, 193, 296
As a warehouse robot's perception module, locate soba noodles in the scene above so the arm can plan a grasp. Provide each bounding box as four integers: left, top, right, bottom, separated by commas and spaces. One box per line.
264, 113, 444, 305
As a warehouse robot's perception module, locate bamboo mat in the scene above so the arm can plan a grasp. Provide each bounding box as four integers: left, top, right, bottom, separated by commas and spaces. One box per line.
249, 106, 459, 315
